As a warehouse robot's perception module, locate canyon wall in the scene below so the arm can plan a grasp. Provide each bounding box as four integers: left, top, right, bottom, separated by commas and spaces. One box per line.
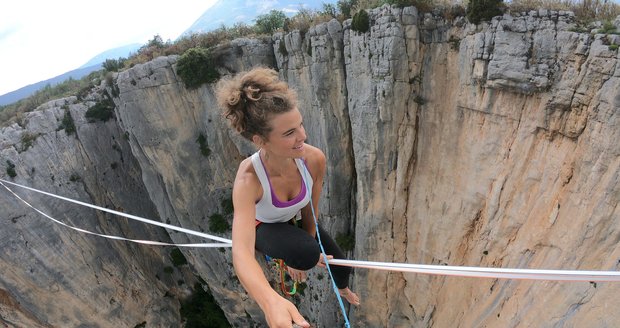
1, 5, 619, 327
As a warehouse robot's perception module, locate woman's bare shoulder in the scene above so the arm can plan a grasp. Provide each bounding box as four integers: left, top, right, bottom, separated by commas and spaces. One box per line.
302, 144, 326, 178
303, 144, 326, 164
235, 158, 258, 184
233, 158, 262, 200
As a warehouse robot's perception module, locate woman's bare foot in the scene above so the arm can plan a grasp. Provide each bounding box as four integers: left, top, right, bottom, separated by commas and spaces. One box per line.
338, 288, 360, 306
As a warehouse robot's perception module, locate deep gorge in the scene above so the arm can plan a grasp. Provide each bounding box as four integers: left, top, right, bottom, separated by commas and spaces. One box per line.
1, 5, 620, 327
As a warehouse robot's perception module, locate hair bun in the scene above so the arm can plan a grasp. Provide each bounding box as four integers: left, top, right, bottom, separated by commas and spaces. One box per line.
243, 84, 261, 102
215, 67, 297, 140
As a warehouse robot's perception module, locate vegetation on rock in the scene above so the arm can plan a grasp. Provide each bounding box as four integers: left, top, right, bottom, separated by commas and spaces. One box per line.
467, 0, 505, 25
180, 283, 231, 328
195, 133, 212, 157
2, 0, 618, 126
177, 48, 220, 89
255, 10, 287, 34
170, 248, 188, 267
85, 93, 115, 122
208, 213, 230, 233
5, 160, 17, 178
352, 9, 370, 33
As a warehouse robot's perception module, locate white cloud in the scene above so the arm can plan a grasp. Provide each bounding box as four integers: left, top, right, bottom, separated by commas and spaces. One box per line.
0, 0, 218, 95
245, 0, 278, 14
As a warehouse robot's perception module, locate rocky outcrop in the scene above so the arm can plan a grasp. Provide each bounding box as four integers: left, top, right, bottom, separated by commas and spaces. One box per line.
1, 4, 619, 327
0, 95, 187, 327
342, 6, 620, 328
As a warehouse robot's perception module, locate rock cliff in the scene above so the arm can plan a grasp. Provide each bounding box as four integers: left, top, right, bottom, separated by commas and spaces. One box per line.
1, 5, 619, 327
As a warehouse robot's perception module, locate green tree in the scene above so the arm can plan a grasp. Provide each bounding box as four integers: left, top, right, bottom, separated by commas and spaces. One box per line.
337, 0, 359, 18
103, 58, 126, 72
146, 34, 165, 48
255, 10, 287, 34
321, 3, 338, 18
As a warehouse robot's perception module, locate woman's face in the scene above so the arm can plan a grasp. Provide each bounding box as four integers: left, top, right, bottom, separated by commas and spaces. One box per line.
259, 107, 307, 158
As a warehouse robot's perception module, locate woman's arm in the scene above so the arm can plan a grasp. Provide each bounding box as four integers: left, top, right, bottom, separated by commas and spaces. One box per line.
300, 145, 327, 237
231, 161, 309, 328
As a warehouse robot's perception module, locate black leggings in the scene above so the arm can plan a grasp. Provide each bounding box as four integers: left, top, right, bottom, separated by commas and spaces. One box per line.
255, 222, 352, 289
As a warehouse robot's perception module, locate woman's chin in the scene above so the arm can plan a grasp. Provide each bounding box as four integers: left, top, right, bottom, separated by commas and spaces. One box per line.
290, 145, 306, 157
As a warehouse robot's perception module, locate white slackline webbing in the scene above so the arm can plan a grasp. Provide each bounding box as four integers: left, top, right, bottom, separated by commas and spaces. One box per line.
3, 178, 620, 281
0, 178, 232, 245
328, 259, 620, 282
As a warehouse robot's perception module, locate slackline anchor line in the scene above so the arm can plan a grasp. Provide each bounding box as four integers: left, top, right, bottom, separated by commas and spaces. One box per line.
3, 178, 620, 282
3, 177, 620, 328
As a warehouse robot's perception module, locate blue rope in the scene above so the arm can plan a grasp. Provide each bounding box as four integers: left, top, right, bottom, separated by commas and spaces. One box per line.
302, 161, 351, 328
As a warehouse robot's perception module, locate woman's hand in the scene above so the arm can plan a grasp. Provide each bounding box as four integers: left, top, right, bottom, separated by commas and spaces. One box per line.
317, 254, 333, 268
287, 253, 333, 281
264, 295, 310, 328
286, 267, 307, 283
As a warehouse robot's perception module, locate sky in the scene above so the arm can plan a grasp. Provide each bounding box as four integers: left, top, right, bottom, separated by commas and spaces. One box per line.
0, 0, 219, 95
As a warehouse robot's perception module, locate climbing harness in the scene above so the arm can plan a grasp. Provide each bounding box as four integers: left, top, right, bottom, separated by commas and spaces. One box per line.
265, 255, 298, 296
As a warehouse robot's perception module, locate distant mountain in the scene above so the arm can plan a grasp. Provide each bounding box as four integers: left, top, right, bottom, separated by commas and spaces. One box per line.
0, 63, 102, 106
1, 43, 141, 106
181, 0, 337, 36
1, 1, 337, 106
79, 43, 142, 68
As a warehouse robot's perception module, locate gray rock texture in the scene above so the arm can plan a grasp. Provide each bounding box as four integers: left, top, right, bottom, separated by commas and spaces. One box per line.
0, 92, 185, 327
1, 6, 619, 328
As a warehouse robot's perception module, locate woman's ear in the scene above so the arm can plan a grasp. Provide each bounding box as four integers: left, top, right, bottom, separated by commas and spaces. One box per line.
252, 134, 264, 147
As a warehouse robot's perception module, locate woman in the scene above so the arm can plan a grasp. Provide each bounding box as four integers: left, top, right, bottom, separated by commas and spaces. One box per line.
216, 67, 359, 328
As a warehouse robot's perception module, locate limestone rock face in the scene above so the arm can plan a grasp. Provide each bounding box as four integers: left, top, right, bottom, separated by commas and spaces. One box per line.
0, 93, 184, 327
1, 5, 619, 328
342, 6, 620, 328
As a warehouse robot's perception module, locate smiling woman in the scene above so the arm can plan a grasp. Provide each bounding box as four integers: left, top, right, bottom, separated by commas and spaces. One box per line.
215, 67, 359, 327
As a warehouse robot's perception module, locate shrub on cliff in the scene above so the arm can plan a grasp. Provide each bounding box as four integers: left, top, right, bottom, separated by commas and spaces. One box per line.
102, 58, 126, 73
351, 9, 370, 33
170, 248, 188, 267
196, 133, 211, 157
85, 94, 115, 122
58, 109, 76, 135
180, 283, 231, 328
208, 213, 230, 233
6, 160, 17, 178
176, 48, 220, 89
255, 10, 287, 34
467, 0, 504, 25
0, 71, 102, 128
20, 133, 38, 152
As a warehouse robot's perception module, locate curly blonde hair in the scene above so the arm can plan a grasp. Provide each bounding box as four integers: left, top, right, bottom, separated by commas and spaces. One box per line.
215, 67, 298, 140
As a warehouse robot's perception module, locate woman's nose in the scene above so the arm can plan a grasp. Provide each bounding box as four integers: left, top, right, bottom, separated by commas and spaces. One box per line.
299, 126, 307, 141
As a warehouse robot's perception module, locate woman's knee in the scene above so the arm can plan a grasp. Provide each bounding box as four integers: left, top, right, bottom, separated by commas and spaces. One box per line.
287, 241, 320, 270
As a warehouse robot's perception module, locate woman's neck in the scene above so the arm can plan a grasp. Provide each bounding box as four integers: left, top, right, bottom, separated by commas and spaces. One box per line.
260, 149, 296, 177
